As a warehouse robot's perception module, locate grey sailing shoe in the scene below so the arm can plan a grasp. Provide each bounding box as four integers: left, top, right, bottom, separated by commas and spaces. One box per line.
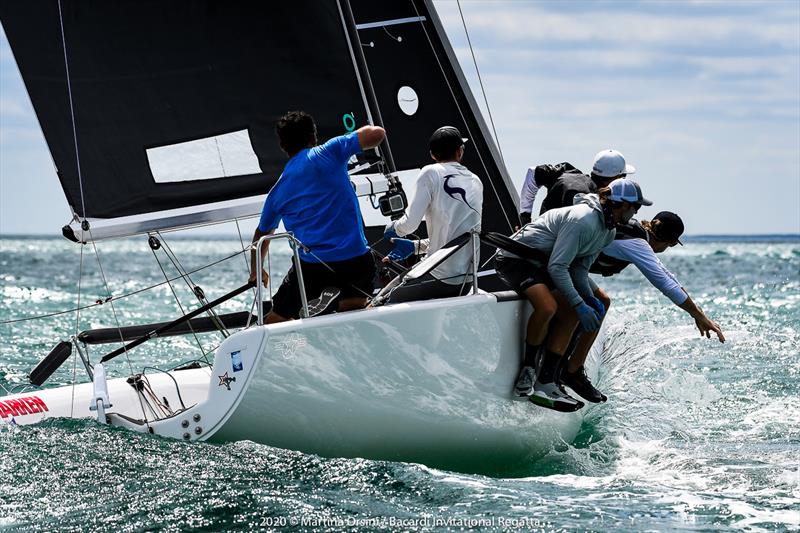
513, 366, 536, 398
529, 380, 584, 412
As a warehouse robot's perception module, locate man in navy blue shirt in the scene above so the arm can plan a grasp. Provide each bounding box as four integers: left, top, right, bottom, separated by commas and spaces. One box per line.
249, 111, 385, 323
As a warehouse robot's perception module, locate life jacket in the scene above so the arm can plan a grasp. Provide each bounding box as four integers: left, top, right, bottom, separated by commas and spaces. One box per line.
590, 220, 648, 277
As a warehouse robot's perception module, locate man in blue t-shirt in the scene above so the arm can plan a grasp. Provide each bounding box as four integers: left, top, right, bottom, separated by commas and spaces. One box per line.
249, 111, 385, 323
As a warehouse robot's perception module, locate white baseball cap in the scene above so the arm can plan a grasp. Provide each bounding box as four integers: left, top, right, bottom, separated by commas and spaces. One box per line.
592, 149, 636, 178
608, 178, 652, 206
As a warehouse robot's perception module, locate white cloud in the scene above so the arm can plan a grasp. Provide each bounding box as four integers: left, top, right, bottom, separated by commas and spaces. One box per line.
446, 2, 799, 49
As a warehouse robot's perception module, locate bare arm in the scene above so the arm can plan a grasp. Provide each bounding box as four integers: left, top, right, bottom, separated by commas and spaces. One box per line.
678, 292, 725, 342
356, 126, 386, 150
249, 227, 275, 286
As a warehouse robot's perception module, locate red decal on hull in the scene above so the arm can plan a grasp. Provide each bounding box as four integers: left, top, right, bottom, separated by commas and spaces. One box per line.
0, 396, 49, 418
0, 401, 14, 418
5, 399, 30, 416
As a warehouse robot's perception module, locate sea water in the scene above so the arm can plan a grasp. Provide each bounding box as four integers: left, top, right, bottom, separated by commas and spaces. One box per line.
0, 235, 797, 532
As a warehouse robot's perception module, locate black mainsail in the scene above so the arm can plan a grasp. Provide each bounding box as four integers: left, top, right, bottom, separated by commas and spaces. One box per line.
1, 0, 518, 241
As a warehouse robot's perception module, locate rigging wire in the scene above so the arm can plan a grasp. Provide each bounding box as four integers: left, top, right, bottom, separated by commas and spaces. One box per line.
409, 1, 515, 231
456, 0, 504, 162
89, 238, 151, 428
0, 248, 248, 325
235, 218, 261, 326
148, 239, 211, 365
56, 0, 87, 223
69, 244, 85, 418
156, 231, 230, 338
155, 232, 229, 338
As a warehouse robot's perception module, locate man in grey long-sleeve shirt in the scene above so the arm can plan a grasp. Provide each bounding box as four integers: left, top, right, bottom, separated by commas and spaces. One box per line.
496, 179, 650, 412
499, 193, 615, 308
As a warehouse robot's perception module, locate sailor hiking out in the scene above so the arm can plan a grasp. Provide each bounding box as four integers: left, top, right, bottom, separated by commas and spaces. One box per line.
497, 179, 649, 412
552, 211, 726, 400
382, 126, 483, 302
516, 149, 635, 403
250, 111, 385, 322
518, 149, 725, 404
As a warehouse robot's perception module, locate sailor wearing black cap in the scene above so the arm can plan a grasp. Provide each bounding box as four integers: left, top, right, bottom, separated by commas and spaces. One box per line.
382, 126, 483, 302
559, 210, 726, 405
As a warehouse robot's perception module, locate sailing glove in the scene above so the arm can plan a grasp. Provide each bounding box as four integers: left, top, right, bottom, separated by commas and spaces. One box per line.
585, 296, 606, 320
384, 223, 398, 241
387, 238, 415, 262
574, 302, 602, 332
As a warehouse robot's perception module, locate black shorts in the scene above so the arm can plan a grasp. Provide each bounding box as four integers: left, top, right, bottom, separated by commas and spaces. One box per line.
271, 251, 377, 319
495, 256, 553, 295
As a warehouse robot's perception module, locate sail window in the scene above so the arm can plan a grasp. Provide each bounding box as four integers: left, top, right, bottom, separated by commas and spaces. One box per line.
397, 86, 419, 116
146, 129, 262, 183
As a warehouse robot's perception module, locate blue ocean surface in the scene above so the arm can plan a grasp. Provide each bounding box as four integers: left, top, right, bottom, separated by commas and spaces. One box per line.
0, 235, 798, 532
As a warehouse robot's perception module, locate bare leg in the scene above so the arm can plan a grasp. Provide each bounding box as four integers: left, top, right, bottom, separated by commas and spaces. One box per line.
566, 287, 611, 373
522, 284, 557, 345
337, 296, 368, 312
544, 290, 581, 355
265, 311, 290, 324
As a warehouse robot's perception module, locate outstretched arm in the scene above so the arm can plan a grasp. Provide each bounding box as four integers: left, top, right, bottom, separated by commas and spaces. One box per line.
678, 292, 725, 342
604, 239, 724, 342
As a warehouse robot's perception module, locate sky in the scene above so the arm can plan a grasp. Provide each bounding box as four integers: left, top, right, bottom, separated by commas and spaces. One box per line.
1, 0, 799, 236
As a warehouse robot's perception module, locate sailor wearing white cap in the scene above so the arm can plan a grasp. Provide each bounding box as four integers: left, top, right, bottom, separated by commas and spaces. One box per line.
592, 149, 636, 178
518, 148, 635, 225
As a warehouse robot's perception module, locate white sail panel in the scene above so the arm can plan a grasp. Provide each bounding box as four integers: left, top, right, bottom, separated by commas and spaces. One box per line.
147, 129, 263, 183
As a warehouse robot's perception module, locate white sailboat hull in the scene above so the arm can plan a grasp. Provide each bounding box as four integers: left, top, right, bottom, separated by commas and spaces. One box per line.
2, 293, 601, 475
213, 294, 598, 474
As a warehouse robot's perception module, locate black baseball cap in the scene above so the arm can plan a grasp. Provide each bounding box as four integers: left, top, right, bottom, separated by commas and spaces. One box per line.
429, 126, 468, 157
653, 211, 684, 245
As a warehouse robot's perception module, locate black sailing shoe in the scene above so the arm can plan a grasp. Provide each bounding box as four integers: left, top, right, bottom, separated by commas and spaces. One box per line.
560, 366, 607, 403
306, 287, 341, 317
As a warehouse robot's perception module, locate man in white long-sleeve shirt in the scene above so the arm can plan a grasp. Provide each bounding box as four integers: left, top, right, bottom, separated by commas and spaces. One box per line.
383, 126, 483, 302
559, 211, 725, 403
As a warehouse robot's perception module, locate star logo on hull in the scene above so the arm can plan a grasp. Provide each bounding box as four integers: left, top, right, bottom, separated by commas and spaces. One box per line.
218, 372, 236, 391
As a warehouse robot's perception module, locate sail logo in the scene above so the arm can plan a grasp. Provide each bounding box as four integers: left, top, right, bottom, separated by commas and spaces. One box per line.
342, 113, 356, 132
0, 396, 49, 418
443, 175, 474, 210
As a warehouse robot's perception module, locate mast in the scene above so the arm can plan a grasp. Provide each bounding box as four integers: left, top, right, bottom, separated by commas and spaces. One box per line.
336, 0, 397, 174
